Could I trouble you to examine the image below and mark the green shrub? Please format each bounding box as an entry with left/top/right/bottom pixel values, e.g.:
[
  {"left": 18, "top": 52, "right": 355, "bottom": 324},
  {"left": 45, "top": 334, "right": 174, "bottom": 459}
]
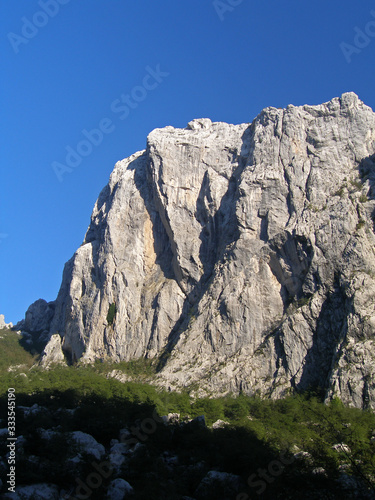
[
  {"left": 334, "top": 186, "right": 345, "bottom": 197},
  {"left": 356, "top": 219, "right": 365, "bottom": 231},
  {"left": 106, "top": 302, "right": 117, "bottom": 325},
  {"left": 297, "top": 296, "right": 310, "bottom": 308},
  {"left": 191, "top": 397, "right": 225, "bottom": 423},
  {"left": 350, "top": 179, "right": 362, "bottom": 191}
]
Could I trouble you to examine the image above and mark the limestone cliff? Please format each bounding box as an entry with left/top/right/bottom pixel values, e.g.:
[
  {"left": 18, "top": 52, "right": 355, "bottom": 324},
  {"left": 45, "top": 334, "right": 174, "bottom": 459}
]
[{"left": 37, "top": 93, "right": 375, "bottom": 408}]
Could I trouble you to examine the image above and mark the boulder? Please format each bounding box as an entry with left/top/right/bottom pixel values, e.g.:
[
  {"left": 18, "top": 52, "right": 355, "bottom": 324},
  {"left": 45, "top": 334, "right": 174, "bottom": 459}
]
[
  {"left": 70, "top": 431, "right": 105, "bottom": 460},
  {"left": 106, "top": 478, "right": 134, "bottom": 499}
]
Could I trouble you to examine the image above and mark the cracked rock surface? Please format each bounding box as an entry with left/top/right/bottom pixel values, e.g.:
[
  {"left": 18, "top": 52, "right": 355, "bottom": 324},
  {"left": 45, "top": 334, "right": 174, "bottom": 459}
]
[{"left": 38, "top": 93, "right": 375, "bottom": 408}]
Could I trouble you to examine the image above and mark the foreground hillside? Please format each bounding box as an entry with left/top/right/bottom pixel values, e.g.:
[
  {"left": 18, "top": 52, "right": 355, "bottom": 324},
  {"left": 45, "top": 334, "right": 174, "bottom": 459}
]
[{"left": 1, "top": 329, "right": 375, "bottom": 499}]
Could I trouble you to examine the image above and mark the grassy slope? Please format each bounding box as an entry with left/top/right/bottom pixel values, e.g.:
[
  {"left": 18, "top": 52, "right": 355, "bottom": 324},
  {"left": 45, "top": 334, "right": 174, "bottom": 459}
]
[{"left": 0, "top": 328, "right": 38, "bottom": 372}]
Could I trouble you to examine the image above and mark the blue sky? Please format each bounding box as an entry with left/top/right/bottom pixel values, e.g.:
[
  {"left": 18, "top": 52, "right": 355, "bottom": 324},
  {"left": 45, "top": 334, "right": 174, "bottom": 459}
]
[{"left": 1, "top": 0, "right": 375, "bottom": 324}]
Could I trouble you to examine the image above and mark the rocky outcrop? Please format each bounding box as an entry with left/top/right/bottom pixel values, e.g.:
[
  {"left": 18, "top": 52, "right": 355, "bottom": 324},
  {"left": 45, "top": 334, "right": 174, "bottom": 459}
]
[
  {"left": 16, "top": 299, "right": 55, "bottom": 333},
  {"left": 0, "top": 314, "right": 12, "bottom": 329},
  {"left": 39, "top": 93, "right": 375, "bottom": 408},
  {"left": 40, "top": 334, "right": 65, "bottom": 366}
]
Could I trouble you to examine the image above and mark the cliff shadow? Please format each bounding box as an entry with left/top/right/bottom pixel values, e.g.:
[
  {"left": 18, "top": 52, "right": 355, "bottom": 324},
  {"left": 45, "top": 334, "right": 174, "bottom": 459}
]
[
  {"left": 85, "top": 152, "right": 176, "bottom": 286},
  {"left": 294, "top": 274, "right": 349, "bottom": 397},
  {"left": 17, "top": 329, "right": 49, "bottom": 357},
  {"left": 156, "top": 125, "right": 255, "bottom": 368},
  {"left": 267, "top": 231, "right": 315, "bottom": 312},
  {"left": 359, "top": 153, "right": 375, "bottom": 230},
  {"left": 131, "top": 152, "right": 176, "bottom": 281},
  {"left": 287, "top": 152, "right": 375, "bottom": 400},
  {"left": 196, "top": 124, "right": 253, "bottom": 283}
]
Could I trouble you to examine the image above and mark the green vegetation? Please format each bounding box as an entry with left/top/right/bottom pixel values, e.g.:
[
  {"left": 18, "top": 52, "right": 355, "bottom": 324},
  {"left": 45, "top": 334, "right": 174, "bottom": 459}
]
[
  {"left": 334, "top": 186, "right": 345, "bottom": 198},
  {"left": 106, "top": 302, "right": 117, "bottom": 325},
  {"left": 350, "top": 179, "right": 363, "bottom": 191},
  {"left": 0, "top": 328, "right": 38, "bottom": 372},
  {"left": 93, "top": 356, "right": 158, "bottom": 380},
  {"left": 0, "top": 373, "right": 374, "bottom": 498},
  {"left": 0, "top": 330, "right": 374, "bottom": 498},
  {"left": 296, "top": 296, "right": 310, "bottom": 308},
  {"left": 359, "top": 193, "right": 369, "bottom": 203},
  {"left": 356, "top": 219, "right": 366, "bottom": 231},
  {"left": 307, "top": 203, "right": 321, "bottom": 213},
  {"left": 1, "top": 363, "right": 375, "bottom": 468}
]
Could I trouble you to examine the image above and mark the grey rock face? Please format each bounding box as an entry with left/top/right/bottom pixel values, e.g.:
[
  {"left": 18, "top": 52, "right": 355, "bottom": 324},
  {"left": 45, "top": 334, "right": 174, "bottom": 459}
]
[
  {"left": 69, "top": 431, "right": 105, "bottom": 461},
  {"left": 40, "top": 333, "right": 65, "bottom": 366},
  {"left": 41, "top": 93, "right": 375, "bottom": 408},
  {"left": 23, "top": 299, "right": 55, "bottom": 333}
]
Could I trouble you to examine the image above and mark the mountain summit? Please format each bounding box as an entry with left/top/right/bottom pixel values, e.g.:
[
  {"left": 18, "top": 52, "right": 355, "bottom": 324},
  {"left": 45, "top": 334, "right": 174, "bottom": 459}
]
[{"left": 25, "top": 93, "right": 375, "bottom": 408}]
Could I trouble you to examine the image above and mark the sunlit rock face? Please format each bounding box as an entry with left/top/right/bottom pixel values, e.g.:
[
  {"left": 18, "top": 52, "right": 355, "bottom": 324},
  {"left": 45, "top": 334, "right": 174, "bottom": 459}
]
[{"left": 40, "top": 93, "right": 375, "bottom": 408}]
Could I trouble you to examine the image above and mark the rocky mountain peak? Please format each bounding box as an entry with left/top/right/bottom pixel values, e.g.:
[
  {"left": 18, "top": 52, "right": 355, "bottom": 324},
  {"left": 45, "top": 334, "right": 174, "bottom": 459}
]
[{"left": 23, "top": 92, "right": 375, "bottom": 408}]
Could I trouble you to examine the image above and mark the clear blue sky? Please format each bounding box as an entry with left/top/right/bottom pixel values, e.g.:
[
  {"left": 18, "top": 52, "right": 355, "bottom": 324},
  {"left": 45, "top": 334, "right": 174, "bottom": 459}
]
[{"left": 1, "top": 0, "right": 375, "bottom": 324}]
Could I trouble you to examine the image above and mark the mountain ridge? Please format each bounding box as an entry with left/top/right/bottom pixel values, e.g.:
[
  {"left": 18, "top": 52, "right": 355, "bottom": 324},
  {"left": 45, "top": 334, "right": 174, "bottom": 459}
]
[{"left": 19, "top": 92, "right": 375, "bottom": 408}]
